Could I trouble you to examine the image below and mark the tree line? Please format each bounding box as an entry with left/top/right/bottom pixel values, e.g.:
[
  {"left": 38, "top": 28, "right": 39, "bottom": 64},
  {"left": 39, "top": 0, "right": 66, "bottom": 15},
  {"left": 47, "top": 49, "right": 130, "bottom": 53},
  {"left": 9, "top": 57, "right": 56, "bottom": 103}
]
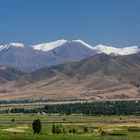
[{"left": 1, "top": 100, "right": 140, "bottom": 115}]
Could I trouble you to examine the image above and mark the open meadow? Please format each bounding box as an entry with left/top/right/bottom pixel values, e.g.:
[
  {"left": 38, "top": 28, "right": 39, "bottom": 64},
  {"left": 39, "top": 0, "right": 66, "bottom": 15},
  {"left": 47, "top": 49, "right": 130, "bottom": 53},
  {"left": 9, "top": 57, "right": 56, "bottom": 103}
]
[{"left": 0, "top": 113, "right": 140, "bottom": 140}]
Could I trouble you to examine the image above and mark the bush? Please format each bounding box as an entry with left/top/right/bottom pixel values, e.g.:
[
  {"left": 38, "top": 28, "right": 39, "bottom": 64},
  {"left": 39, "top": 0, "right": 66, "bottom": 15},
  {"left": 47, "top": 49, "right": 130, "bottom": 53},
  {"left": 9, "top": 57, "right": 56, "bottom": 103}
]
[
  {"left": 52, "top": 125, "right": 62, "bottom": 134},
  {"left": 83, "top": 127, "right": 88, "bottom": 133},
  {"left": 11, "top": 118, "right": 15, "bottom": 123}
]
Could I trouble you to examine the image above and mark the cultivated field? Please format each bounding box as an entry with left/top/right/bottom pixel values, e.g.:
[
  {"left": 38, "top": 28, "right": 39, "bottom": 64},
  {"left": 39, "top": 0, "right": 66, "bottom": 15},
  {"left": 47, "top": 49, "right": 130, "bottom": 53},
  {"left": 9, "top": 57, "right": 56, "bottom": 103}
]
[{"left": 0, "top": 113, "right": 140, "bottom": 140}]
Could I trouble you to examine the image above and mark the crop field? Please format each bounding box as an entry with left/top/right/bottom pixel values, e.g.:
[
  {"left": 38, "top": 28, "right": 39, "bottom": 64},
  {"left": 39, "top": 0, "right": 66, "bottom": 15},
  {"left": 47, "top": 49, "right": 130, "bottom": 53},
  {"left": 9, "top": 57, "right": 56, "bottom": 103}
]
[{"left": 0, "top": 113, "right": 140, "bottom": 140}]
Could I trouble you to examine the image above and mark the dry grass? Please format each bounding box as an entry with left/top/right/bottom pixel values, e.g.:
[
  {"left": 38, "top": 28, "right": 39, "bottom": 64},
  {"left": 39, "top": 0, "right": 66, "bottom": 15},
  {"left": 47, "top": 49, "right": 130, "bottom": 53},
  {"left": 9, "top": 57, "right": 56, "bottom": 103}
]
[{"left": 3, "top": 125, "right": 28, "bottom": 133}]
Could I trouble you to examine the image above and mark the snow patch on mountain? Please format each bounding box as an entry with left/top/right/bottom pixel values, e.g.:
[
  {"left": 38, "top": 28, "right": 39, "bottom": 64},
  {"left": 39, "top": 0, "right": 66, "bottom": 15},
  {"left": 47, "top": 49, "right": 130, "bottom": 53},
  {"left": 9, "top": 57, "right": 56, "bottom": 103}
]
[
  {"left": 0, "top": 43, "right": 24, "bottom": 51},
  {"left": 9, "top": 43, "right": 24, "bottom": 48},
  {"left": 71, "top": 40, "right": 94, "bottom": 50},
  {"left": 32, "top": 39, "right": 94, "bottom": 52},
  {"left": 32, "top": 39, "right": 67, "bottom": 51},
  {"left": 0, "top": 45, "right": 8, "bottom": 51},
  {"left": 93, "top": 44, "right": 140, "bottom": 55}
]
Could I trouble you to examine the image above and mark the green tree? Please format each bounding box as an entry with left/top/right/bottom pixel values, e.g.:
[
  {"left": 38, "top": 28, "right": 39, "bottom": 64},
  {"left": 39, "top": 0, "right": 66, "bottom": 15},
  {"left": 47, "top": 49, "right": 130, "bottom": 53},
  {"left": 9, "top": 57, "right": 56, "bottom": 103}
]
[
  {"left": 32, "top": 119, "right": 41, "bottom": 134},
  {"left": 52, "top": 124, "right": 55, "bottom": 134},
  {"left": 72, "top": 128, "right": 76, "bottom": 134}
]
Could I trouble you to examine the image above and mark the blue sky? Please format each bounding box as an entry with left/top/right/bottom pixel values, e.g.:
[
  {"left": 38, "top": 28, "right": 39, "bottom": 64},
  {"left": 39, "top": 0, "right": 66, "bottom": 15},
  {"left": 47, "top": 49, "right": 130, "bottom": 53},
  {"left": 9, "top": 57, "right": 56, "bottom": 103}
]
[{"left": 0, "top": 0, "right": 140, "bottom": 47}]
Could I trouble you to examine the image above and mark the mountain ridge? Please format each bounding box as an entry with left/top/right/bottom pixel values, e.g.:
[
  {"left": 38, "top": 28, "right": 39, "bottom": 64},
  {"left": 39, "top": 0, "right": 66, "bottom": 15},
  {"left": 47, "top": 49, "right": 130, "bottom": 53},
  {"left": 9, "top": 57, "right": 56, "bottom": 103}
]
[
  {"left": 0, "top": 40, "right": 139, "bottom": 72},
  {"left": 0, "top": 53, "right": 139, "bottom": 101},
  {"left": 0, "top": 40, "right": 139, "bottom": 56}
]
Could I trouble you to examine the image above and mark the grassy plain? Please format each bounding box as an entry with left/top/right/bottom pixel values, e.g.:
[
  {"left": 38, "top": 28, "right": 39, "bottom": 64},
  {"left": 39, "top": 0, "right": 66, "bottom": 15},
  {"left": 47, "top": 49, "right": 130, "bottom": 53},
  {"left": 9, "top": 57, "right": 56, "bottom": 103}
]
[{"left": 0, "top": 113, "right": 140, "bottom": 140}]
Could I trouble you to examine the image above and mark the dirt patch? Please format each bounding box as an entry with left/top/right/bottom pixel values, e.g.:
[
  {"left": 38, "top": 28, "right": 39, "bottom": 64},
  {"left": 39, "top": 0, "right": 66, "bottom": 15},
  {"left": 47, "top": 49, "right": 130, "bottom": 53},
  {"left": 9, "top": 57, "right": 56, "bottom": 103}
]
[{"left": 2, "top": 125, "right": 28, "bottom": 133}]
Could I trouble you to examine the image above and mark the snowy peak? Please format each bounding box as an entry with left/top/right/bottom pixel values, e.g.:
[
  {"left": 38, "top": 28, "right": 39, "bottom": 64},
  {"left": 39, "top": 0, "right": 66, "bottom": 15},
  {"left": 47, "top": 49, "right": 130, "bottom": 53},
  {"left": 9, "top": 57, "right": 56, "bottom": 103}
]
[
  {"left": 9, "top": 42, "right": 24, "bottom": 48},
  {"left": 71, "top": 40, "right": 94, "bottom": 50},
  {"left": 93, "top": 44, "right": 140, "bottom": 55},
  {"left": 0, "top": 42, "right": 24, "bottom": 51},
  {"left": 32, "top": 39, "right": 67, "bottom": 51},
  {"left": 32, "top": 39, "right": 94, "bottom": 52}
]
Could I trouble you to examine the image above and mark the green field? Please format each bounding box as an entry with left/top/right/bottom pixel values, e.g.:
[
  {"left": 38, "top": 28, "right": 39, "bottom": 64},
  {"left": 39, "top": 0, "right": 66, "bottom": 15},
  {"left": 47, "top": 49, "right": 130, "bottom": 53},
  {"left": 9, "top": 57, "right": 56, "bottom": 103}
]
[{"left": 0, "top": 113, "right": 140, "bottom": 140}]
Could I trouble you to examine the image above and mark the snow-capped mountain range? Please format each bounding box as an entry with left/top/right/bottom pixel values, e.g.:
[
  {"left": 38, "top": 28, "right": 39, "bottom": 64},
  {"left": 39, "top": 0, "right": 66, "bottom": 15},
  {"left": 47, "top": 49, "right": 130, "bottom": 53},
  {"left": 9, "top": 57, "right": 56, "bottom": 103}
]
[
  {"left": 0, "top": 39, "right": 139, "bottom": 72},
  {"left": 1, "top": 39, "right": 139, "bottom": 55},
  {"left": 32, "top": 40, "right": 140, "bottom": 55},
  {"left": 32, "top": 40, "right": 139, "bottom": 55}
]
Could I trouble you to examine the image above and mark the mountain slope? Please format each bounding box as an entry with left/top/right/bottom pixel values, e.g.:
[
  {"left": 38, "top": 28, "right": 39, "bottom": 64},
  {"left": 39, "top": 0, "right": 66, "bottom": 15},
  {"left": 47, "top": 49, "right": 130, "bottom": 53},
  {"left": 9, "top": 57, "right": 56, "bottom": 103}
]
[
  {"left": 0, "top": 71, "right": 138, "bottom": 101},
  {"left": 22, "top": 53, "right": 140, "bottom": 82},
  {"left": 0, "top": 53, "right": 140, "bottom": 101},
  {"left": 0, "top": 64, "right": 24, "bottom": 84}
]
